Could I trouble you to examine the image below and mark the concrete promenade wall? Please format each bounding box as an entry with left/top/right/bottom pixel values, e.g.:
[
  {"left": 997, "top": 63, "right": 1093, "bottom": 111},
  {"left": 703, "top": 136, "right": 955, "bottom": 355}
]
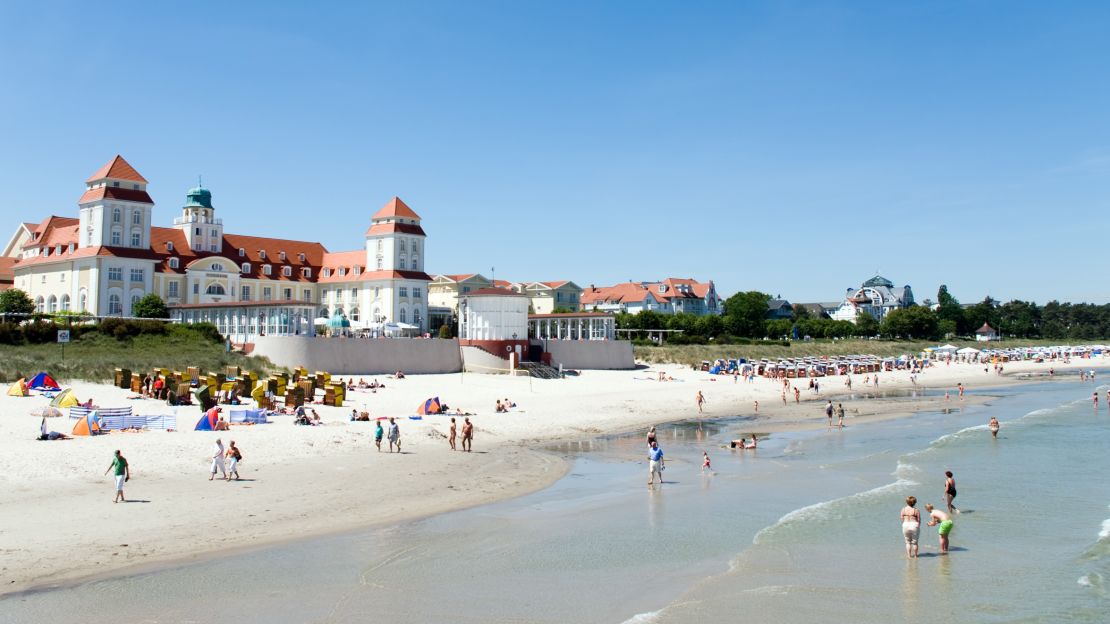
[
  {"left": 542, "top": 340, "right": 635, "bottom": 370},
  {"left": 460, "top": 346, "right": 513, "bottom": 373},
  {"left": 252, "top": 337, "right": 463, "bottom": 375}
]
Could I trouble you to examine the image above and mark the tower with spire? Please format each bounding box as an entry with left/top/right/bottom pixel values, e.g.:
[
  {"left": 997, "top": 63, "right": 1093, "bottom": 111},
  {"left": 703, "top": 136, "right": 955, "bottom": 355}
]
[
  {"left": 77, "top": 155, "right": 154, "bottom": 249},
  {"left": 173, "top": 179, "right": 223, "bottom": 252}
]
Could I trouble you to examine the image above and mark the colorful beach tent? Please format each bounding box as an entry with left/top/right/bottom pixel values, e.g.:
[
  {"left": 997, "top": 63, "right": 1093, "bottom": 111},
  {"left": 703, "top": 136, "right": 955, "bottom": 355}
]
[
  {"left": 28, "top": 372, "right": 61, "bottom": 392},
  {"left": 6, "top": 378, "right": 28, "bottom": 397},
  {"left": 195, "top": 407, "right": 220, "bottom": 431},
  {"left": 416, "top": 397, "right": 442, "bottom": 415},
  {"left": 71, "top": 410, "right": 102, "bottom": 436},
  {"left": 50, "top": 388, "right": 80, "bottom": 408}
]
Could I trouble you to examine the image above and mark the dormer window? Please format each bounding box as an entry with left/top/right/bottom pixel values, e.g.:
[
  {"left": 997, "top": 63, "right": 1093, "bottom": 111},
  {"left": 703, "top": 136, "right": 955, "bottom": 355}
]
[
  {"left": 282, "top": 266, "right": 292, "bottom": 277},
  {"left": 279, "top": 251, "right": 286, "bottom": 262},
  {"left": 338, "top": 267, "right": 347, "bottom": 277},
  {"left": 298, "top": 253, "right": 306, "bottom": 262},
  {"left": 68, "top": 243, "right": 74, "bottom": 253},
  {"left": 353, "top": 266, "right": 361, "bottom": 276},
  {"left": 167, "top": 241, "right": 174, "bottom": 251},
  {"left": 259, "top": 250, "right": 267, "bottom": 260},
  {"left": 211, "top": 263, "right": 222, "bottom": 271},
  {"left": 112, "top": 181, "right": 120, "bottom": 187},
  {"left": 238, "top": 248, "right": 245, "bottom": 257},
  {"left": 168, "top": 257, "right": 179, "bottom": 269},
  {"left": 241, "top": 262, "right": 251, "bottom": 274},
  {"left": 262, "top": 264, "right": 272, "bottom": 276},
  {"left": 54, "top": 244, "right": 62, "bottom": 255},
  {"left": 302, "top": 268, "right": 312, "bottom": 278},
  {"left": 133, "top": 184, "right": 140, "bottom": 190},
  {"left": 322, "top": 268, "right": 331, "bottom": 277},
  {"left": 658, "top": 285, "right": 666, "bottom": 294}
]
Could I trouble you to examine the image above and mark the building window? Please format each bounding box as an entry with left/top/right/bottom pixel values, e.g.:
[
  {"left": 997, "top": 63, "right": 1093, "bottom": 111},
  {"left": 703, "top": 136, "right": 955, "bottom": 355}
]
[
  {"left": 374, "top": 287, "right": 380, "bottom": 299},
  {"left": 168, "top": 282, "right": 179, "bottom": 298},
  {"left": 399, "top": 239, "right": 407, "bottom": 253},
  {"left": 60, "top": 273, "right": 65, "bottom": 282},
  {"left": 113, "top": 208, "right": 121, "bottom": 223},
  {"left": 206, "top": 284, "right": 226, "bottom": 295},
  {"left": 130, "top": 295, "right": 140, "bottom": 313},
  {"left": 322, "top": 268, "right": 331, "bottom": 277},
  {"left": 302, "top": 268, "right": 312, "bottom": 278},
  {"left": 133, "top": 183, "right": 140, "bottom": 190},
  {"left": 111, "top": 229, "right": 122, "bottom": 245},
  {"left": 353, "top": 266, "right": 361, "bottom": 276},
  {"left": 463, "top": 286, "right": 470, "bottom": 294},
  {"left": 34, "top": 296, "right": 44, "bottom": 313},
  {"left": 79, "top": 292, "right": 87, "bottom": 311},
  {"left": 413, "top": 287, "right": 422, "bottom": 299},
  {"left": 167, "top": 241, "right": 174, "bottom": 251},
  {"left": 377, "top": 239, "right": 383, "bottom": 252},
  {"left": 132, "top": 211, "right": 142, "bottom": 225},
  {"left": 350, "top": 288, "right": 358, "bottom": 300},
  {"left": 193, "top": 283, "right": 199, "bottom": 295},
  {"left": 321, "top": 289, "right": 328, "bottom": 302},
  {"left": 298, "top": 253, "right": 306, "bottom": 262},
  {"left": 411, "top": 255, "right": 418, "bottom": 270},
  {"left": 338, "top": 267, "right": 346, "bottom": 277},
  {"left": 399, "top": 287, "right": 408, "bottom": 298},
  {"left": 350, "top": 307, "right": 360, "bottom": 322},
  {"left": 68, "top": 243, "right": 75, "bottom": 253},
  {"left": 168, "top": 257, "right": 179, "bottom": 269},
  {"left": 283, "top": 288, "right": 292, "bottom": 301},
  {"left": 129, "top": 231, "right": 141, "bottom": 247},
  {"left": 108, "top": 294, "right": 122, "bottom": 315},
  {"left": 241, "top": 262, "right": 251, "bottom": 274},
  {"left": 60, "top": 294, "right": 70, "bottom": 311},
  {"left": 47, "top": 295, "right": 57, "bottom": 313},
  {"left": 195, "top": 228, "right": 201, "bottom": 235},
  {"left": 399, "top": 253, "right": 406, "bottom": 268},
  {"left": 376, "top": 257, "right": 383, "bottom": 270},
  {"left": 210, "top": 244, "right": 219, "bottom": 252},
  {"left": 282, "top": 266, "right": 292, "bottom": 277},
  {"left": 263, "top": 287, "right": 272, "bottom": 301},
  {"left": 399, "top": 308, "right": 406, "bottom": 323},
  {"left": 259, "top": 250, "right": 267, "bottom": 260},
  {"left": 108, "top": 267, "right": 122, "bottom": 281},
  {"left": 241, "top": 285, "right": 251, "bottom": 301},
  {"left": 262, "top": 264, "right": 272, "bottom": 275},
  {"left": 303, "top": 289, "right": 312, "bottom": 302},
  {"left": 54, "top": 244, "right": 62, "bottom": 255},
  {"left": 130, "top": 269, "right": 144, "bottom": 282},
  {"left": 238, "top": 248, "right": 246, "bottom": 257},
  {"left": 279, "top": 251, "right": 286, "bottom": 261}
]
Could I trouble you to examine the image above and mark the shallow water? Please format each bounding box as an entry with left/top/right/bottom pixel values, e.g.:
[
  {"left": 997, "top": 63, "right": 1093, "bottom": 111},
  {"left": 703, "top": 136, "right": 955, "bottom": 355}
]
[{"left": 3, "top": 377, "right": 1108, "bottom": 623}]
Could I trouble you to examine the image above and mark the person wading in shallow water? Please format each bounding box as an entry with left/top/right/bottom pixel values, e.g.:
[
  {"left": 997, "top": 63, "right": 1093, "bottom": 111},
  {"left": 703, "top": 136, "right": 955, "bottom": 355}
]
[{"left": 648, "top": 441, "right": 665, "bottom": 486}]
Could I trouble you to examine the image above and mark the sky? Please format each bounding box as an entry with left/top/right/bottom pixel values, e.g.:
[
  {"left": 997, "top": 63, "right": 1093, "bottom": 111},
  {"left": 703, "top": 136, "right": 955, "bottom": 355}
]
[{"left": 1, "top": 1, "right": 1108, "bottom": 305}]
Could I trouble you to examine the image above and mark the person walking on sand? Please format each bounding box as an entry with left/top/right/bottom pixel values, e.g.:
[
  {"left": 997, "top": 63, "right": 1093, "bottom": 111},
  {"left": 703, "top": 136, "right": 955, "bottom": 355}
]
[
  {"left": 374, "top": 420, "right": 384, "bottom": 452},
  {"left": 104, "top": 449, "right": 130, "bottom": 503},
  {"left": 210, "top": 439, "right": 227, "bottom": 481},
  {"left": 387, "top": 417, "right": 401, "bottom": 453},
  {"left": 825, "top": 400, "right": 834, "bottom": 427},
  {"left": 449, "top": 417, "right": 458, "bottom": 451},
  {"left": 794, "top": 387, "right": 800, "bottom": 403},
  {"left": 944, "top": 471, "right": 959, "bottom": 514},
  {"left": 925, "top": 503, "right": 953, "bottom": 553},
  {"left": 988, "top": 416, "right": 1000, "bottom": 438},
  {"left": 461, "top": 417, "right": 474, "bottom": 452},
  {"left": 648, "top": 441, "right": 665, "bottom": 485},
  {"left": 696, "top": 391, "right": 705, "bottom": 413},
  {"left": 836, "top": 403, "right": 845, "bottom": 428},
  {"left": 958, "top": 383, "right": 965, "bottom": 400},
  {"left": 227, "top": 441, "right": 242, "bottom": 480},
  {"left": 900, "top": 496, "right": 921, "bottom": 558},
  {"left": 754, "top": 400, "right": 759, "bottom": 412}
]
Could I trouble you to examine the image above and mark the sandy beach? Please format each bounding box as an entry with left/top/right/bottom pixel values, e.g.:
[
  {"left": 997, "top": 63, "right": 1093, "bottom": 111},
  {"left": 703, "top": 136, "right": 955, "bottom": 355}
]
[{"left": 0, "top": 356, "right": 1095, "bottom": 594}]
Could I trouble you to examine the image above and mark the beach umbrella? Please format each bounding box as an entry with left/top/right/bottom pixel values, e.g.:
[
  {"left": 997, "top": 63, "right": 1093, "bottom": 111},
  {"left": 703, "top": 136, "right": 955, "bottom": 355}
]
[{"left": 30, "top": 406, "right": 64, "bottom": 418}]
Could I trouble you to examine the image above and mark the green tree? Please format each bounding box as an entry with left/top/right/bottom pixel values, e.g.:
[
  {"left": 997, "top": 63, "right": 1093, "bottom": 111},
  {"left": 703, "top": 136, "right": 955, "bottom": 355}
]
[
  {"left": 964, "top": 297, "right": 998, "bottom": 333},
  {"left": 996, "top": 300, "right": 1040, "bottom": 338},
  {"left": 935, "top": 284, "right": 967, "bottom": 335},
  {"left": 132, "top": 293, "right": 169, "bottom": 319},
  {"left": 854, "top": 311, "right": 880, "bottom": 337},
  {"left": 438, "top": 323, "right": 454, "bottom": 339},
  {"left": 791, "top": 303, "right": 811, "bottom": 321},
  {"left": 723, "top": 291, "right": 772, "bottom": 337},
  {"left": 0, "top": 289, "right": 35, "bottom": 316},
  {"left": 880, "top": 306, "right": 938, "bottom": 339}
]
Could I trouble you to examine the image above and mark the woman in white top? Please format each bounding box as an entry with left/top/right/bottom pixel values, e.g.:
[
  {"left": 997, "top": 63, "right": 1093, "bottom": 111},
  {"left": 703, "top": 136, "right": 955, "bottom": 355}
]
[{"left": 900, "top": 495, "right": 921, "bottom": 558}]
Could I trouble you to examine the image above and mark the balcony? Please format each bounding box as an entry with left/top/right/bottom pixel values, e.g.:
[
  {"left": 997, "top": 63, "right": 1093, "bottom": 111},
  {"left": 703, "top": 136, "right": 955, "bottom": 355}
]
[{"left": 173, "top": 215, "right": 223, "bottom": 226}]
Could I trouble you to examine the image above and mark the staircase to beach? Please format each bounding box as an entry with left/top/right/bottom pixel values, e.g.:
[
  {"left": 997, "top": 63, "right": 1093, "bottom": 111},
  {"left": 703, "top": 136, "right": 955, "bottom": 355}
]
[{"left": 519, "top": 361, "right": 562, "bottom": 379}]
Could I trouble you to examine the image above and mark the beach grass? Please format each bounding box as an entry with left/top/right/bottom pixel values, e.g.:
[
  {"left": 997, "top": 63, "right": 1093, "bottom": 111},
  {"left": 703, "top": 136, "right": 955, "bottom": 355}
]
[
  {"left": 0, "top": 331, "right": 282, "bottom": 384},
  {"left": 633, "top": 338, "right": 1094, "bottom": 367}
]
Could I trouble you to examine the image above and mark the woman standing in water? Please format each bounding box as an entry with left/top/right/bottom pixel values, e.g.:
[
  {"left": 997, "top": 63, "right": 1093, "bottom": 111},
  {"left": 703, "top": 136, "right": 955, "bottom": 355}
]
[
  {"left": 900, "top": 496, "right": 920, "bottom": 558},
  {"left": 988, "top": 417, "right": 1000, "bottom": 438},
  {"left": 944, "top": 471, "right": 959, "bottom": 514}
]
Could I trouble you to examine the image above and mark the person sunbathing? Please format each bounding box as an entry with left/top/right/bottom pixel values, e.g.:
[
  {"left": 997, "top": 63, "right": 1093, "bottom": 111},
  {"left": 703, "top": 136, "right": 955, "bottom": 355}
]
[
  {"left": 495, "top": 400, "right": 505, "bottom": 413},
  {"left": 38, "top": 431, "right": 70, "bottom": 441}
]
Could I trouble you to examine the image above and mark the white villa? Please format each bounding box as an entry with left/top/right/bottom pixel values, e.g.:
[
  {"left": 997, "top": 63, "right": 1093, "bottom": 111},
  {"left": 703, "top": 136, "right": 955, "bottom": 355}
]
[
  {"left": 830, "top": 275, "right": 915, "bottom": 323},
  {"left": 7, "top": 156, "right": 431, "bottom": 341}
]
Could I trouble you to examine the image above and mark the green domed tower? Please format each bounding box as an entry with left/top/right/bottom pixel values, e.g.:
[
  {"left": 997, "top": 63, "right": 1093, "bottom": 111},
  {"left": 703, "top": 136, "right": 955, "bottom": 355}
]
[{"left": 172, "top": 180, "right": 223, "bottom": 252}]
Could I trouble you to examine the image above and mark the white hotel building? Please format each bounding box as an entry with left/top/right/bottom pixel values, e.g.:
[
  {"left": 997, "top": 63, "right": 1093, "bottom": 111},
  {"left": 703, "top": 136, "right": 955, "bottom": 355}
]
[{"left": 7, "top": 156, "right": 431, "bottom": 340}]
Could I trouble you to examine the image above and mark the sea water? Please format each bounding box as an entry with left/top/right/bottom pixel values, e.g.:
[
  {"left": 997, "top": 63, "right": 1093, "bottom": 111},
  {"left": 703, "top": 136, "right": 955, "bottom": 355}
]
[{"left": 3, "top": 378, "right": 1108, "bottom": 623}]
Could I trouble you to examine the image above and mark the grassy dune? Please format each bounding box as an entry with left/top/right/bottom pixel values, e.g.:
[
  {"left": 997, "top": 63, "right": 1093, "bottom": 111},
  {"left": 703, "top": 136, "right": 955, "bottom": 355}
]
[
  {"left": 633, "top": 338, "right": 1093, "bottom": 367},
  {"left": 0, "top": 332, "right": 281, "bottom": 384}
]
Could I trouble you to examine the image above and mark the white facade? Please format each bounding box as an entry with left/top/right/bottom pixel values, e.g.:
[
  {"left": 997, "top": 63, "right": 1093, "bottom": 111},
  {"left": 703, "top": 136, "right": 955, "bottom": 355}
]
[{"left": 459, "top": 292, "right": 528, "bottom": 341}]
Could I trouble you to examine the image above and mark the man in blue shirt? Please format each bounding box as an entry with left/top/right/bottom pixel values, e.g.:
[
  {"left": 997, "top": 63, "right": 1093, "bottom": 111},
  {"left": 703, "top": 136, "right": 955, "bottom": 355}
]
[{"left": 648, "top": 441, "right": 665, "bottom": 485}]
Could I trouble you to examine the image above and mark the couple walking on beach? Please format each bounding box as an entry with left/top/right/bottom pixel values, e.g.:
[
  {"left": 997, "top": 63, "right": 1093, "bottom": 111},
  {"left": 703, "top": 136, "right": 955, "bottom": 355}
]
[
  {"left": 448, "top": 417, "right": 474, "bottom": 452},
  {"left": 646, "top": 426, "right": 666, "bottom": 485},
  {"left": 900, "top": 471, "right": 959, "bottom": 557},
  {"left": 374, "top": 418, "right": 402, "bottom": 452},
  {"left": 209, "top": 439, "right": 243, "bottom": 481}
]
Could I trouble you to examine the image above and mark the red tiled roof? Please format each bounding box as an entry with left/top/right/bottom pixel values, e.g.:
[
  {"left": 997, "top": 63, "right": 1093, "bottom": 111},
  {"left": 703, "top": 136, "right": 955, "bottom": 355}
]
[
  {"left": 21, "top": 216, "right": 79, "bottom": 250},
  {"left": 492, "top": 280, "right": 514, "bottom": 289},
  {"left": 581, "top": 283, "right": 658, "bottom": 305},
  {"left": 364, "top": 222, "right": 426, "bottom": 237},
  {"left": 86, "top": 155, "right": 147, "bottom": 183},
  {"left": 371, "top": 196, "right": 420, "bottom": 221},
  {"left": 0, "top": 257, "right": 15, "bottom": 283},
  {"left": 78, "top": 186, "right": 154, "bottom": 204},
  {"left": 463, "top": 287, "right": 524, "bottom": 297}
]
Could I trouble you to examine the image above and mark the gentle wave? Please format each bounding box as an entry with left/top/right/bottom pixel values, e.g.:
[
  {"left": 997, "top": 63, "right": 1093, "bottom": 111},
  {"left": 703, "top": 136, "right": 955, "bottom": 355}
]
[
  {"left": 620, "top": 610, "right": 662, "bottom": 624},
  {"left": 752, "top": 479, "right": 911, "bottom": 546}
]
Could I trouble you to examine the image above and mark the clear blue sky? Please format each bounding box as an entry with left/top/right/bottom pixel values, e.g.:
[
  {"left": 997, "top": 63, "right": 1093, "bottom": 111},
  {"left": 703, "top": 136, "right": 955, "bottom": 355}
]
[{"left": 2, "top": 1, "right": 1108, "bottom": 305}]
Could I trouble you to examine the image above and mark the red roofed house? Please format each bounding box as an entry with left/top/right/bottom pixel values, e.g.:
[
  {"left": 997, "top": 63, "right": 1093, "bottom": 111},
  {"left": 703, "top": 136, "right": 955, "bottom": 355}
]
[
  {"left": 517, "top": 281, "right": 582, "bottom": 313},
  {"left": 8, "top": 156, "right": 431, "bottom": 340},
  {"left": 580, "top": 278, "right": 720, "bottom": 316}
]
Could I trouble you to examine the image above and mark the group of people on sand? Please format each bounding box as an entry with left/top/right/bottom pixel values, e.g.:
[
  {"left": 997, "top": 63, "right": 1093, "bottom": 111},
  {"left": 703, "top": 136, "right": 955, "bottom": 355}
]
[
  {"left": 209, "top": 438, "right": 243, "bottom": 481},
  {"left": 495, "top": 398, "right": 516, "bottom": 413},
  {"left": 447, "top": 416, "right": 475, "bottom": 452},
  {"left": 899, "top": 471, "right": 960, "bottom": 557},
  {"left": 824, "top": 400, "right": 846, "bottom": 427},
  {"left": 373, "top": 417, "right": 402, "bottom": 452}
]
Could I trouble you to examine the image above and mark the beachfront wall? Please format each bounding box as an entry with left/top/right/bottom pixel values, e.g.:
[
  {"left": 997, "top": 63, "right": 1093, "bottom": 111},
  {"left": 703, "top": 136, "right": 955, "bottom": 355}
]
[
  {"left": 541, "top": 340, "right": 635, "bottom": 370},
  {"left": 460, "top": 345, "right": 515, "bottom": 374},
  {"left": 252, "top": 336, "right": 462, "bottom": 375}
]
